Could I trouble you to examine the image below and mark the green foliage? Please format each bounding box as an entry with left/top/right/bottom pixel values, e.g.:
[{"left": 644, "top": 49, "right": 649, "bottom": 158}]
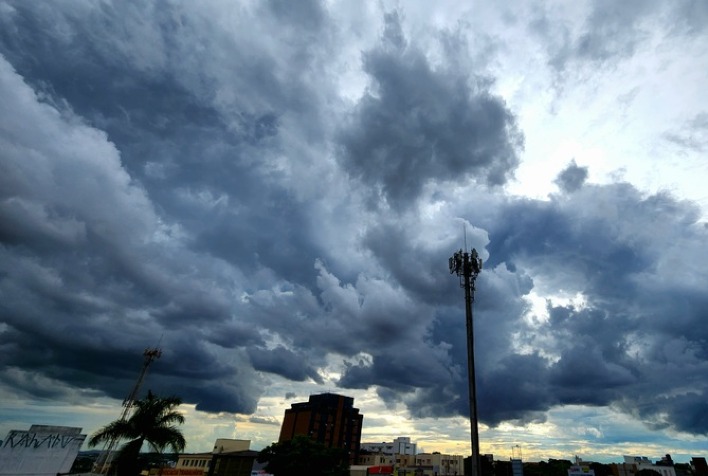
[
  {"left": 89, "top": 391, "right": 186, "bottom": 476},
  {"left": 589, "top": 462, "right": 613, "bottom": 476},
  {"left": 257, "top": 435, "right": 350, "bottom": 476}
]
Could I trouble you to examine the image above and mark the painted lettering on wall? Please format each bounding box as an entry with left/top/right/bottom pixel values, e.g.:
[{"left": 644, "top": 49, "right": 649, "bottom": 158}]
[{"left": 2, "top": 432, "right": 82, "bottom": 450}]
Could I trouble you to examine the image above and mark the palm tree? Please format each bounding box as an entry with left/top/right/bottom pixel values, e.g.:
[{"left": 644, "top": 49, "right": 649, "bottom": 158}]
[{"left": 89, "top": 391, "right": 186, "bottom": 476}]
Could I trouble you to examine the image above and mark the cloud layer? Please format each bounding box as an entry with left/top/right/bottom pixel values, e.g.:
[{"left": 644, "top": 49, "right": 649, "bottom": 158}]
[{"left": 1, "top": 0, "right": 707, "bottom": 451}]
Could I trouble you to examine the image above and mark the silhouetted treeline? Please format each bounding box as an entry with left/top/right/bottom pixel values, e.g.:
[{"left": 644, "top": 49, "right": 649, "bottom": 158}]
[{"left": 467, "top": 457, "right": 618, "bottom": 476}]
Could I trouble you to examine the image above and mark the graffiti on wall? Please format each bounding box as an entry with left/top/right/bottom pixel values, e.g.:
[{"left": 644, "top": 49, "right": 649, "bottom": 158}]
[{"left": 1, "top": 431, "right": 84, "bottom": 450}]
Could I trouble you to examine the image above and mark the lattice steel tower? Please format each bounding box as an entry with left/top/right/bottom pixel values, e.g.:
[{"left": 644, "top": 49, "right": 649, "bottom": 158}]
[{"left": 97, "top": 347, "right": 162, "bottom": 474}]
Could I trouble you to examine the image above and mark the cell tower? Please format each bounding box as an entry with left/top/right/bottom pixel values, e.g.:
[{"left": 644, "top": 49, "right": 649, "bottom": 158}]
[
  {"left": 449, "top": 247, "right": 483, "bottom": 476},
  {"left": 97, "top": 347, "right": 162, "bottom": 474}
]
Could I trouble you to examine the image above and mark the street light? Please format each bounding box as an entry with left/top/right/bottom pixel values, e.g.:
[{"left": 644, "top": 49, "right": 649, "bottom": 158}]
[{"left": 449, "top": 248, "right": 483, "bottom": 476}]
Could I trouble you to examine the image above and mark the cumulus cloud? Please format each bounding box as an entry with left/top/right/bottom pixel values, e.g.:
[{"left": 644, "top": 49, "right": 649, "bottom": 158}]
[
  {"left": 338, "top": 11, "right": 522, "bottom": 208},
  {"left": 554, "top": 160, "right": 588, "bottom": 193}
]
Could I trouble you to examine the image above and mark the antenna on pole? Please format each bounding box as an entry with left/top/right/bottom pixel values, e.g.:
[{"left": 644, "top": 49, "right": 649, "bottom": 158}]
[{"left": 448, "top": 238, "right": 483, "bottom": 476}]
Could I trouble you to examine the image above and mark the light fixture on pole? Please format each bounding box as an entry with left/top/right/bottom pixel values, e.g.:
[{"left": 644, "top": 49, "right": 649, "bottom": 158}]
[{"left": 449, "top": 247, "right": 483, "bottom": 476}]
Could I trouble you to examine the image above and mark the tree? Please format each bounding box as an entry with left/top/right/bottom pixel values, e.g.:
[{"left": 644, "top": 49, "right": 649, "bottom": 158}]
[
  {"left": 589, "top": 462, "right": 612, "bottom": 476},
  {"left": 525, "top": 459, "right": 573, "bottom": 476},
  {"left": 257, "top": 435, "right": 350, "bottom": 476},
  {"left": 89, "top": 391, "right": 186, "bottom": 476}
]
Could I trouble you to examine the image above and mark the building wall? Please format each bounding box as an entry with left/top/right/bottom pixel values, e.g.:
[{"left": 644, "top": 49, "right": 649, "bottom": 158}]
[
  {"left": 279, "top": 393, "right": 363, "bottom": 462},
  {"left": 207, "top": 451, "right": 258, "bottom": 476},
  {"left": 361, "top": 437, "right": 417, "bottom": 456},
  {"left": 279, "top": 409, "right": 313, "bottom": 441},
  {"left": 0, "top": 425, "right": 86, "bottom": 476},
  {"left": 654, "top": 467, "right": 677, "bottom": 476},
  {"left": 358, "top": 441, "right": 463, "bottom": 475},
  {"left": 616, "top": 456, "right": 677, "bottom": 476},
  {"left": 415, "top": 453, "right": 465, "bottom": 475},
  {"left": 610, "top": 462, "right": 636, "bottom": 476},
  {"left": 159, "top": 469, "right": 206, "bottom": 476},
  {"left": 568, "top": 464, "right": 596, "bottom": 476},
  {"left": 511, "top": 458, "right": 524, "bottom": 476},
  {"left": 692, "top": 458, "right": 708, "bottom": 476},
  {"left": 169, "top": 439, "right": 253, "bottom": 476},
  {"left": 359, "top": 453, "right": 392, "bottom": 466},
  {"left": 175, "top": 452, "right": 212, "bottom": 475},
  {"left": 213, "top": 439, "right": 250, "bottom": 454}
]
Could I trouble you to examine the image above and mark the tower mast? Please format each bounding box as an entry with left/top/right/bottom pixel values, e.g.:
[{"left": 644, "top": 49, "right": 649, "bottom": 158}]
[
  {"left": 97, "top": 347, "right": 162, "bottom": 474},
  {"left": 449, "top": 248, "right": 483, "bottom": 476}
]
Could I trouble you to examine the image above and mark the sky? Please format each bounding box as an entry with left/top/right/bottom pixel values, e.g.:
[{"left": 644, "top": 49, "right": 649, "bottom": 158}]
[{"left": 1, "top": 0, "right": 707, "bottom": 465}]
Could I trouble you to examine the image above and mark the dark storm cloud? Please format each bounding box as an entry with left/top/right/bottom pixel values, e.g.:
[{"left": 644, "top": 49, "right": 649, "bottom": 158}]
[
  {"left": 1, "top": 0, "right": 708, "bottom": 443},
  {"left": 337, "top": 246, "right": 535, "bottom": 421},
  {"left": 339, "top": 344, "right": 458, "bottom": 393},
  {"left": 339, "top": 11, "right": 522, "bottom": 208},
  {"left": 248, "top": 346, "right": 324, "bottom": 384},
  {"left": 554, "top": 160, "right": 588, "bottom": 193},
  {"left": 475, "top": 185, "right": 708, "bottom": 434},
  {"left": 477, "top": 353, "right": 553, "bottom": 425},
  {"left": 639, "top": 393, "right": 708, "bottom": 435},
  {"left": 340, "top": 177, "right": 708, "bottom": 437},
  {"left": 0, "top": 0, "right": 325, "bottom": 414}
]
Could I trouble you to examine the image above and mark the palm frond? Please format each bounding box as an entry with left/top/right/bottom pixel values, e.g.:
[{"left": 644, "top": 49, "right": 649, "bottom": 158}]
[
  {"left": 88, "top": 420, "right": 135, "bottom": 448},
  {"left": 89, "top": 391, "right": 186, "bottom": 473}
]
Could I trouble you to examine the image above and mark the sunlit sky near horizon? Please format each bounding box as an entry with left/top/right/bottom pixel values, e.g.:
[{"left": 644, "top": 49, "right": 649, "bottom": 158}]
[{"left": 1, "top": 0, "right": 707, "bottom": 465}]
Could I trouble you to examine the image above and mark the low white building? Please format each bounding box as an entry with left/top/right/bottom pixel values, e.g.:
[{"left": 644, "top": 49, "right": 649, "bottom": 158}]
[
  {"left": 361, "top": 436, "right": 417, "bottom": 456},
  {"left": 622, "top": 456, "right": 677, "bottom": 476}
]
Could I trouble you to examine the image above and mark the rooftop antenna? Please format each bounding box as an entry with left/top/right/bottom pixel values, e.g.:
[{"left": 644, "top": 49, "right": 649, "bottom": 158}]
[{"left": 448, "top": 230, "right": 483, "bottom": 476}]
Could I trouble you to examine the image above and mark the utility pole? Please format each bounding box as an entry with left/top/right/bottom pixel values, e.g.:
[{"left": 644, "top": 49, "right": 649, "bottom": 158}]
[{"left": 449, "top": 248, "right": 483, "bottom": 476}]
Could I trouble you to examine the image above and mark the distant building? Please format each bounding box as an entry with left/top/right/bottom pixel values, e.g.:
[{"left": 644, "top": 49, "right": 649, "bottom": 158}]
[
  {"left": 213, "top": 439, "right": 250, "bottom": 454},
  {"left": 361, "top": 436, "right": 417, "bottom": 456},
  {"left": 610, "top": 456, "right": 677, "bottom": 476},
  {"left": 511, "top": 458, "right": 524, "bottom": 476},
  {"left": 415, "top": 452, "right": 465, "bottom": 475},
  {"left": 358, "top": 452, "right": 392, "bottom": 467},
  {"left": 568, "top": 463, "right": 596, "bottom": 476},
  {"left": 692, "top": 458, "right": 708, "bottom": 476},
  {"left": 170, "top": 452, "right": 212, "bottom": 475},
  {"left": 208, "top": 439, "right": 256, "bottom": 476},
  {"left": 208, "top": 450, "right": 259, "bottom": 476},
  {"left": 0, "top": 425, "right": 86, "bottom": 476},
  {"left": 279, "top": 392, "right": 363, "bottom": 462},
  {"left": 156, "top": 439, "right": 256, "bottom": 476}
]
